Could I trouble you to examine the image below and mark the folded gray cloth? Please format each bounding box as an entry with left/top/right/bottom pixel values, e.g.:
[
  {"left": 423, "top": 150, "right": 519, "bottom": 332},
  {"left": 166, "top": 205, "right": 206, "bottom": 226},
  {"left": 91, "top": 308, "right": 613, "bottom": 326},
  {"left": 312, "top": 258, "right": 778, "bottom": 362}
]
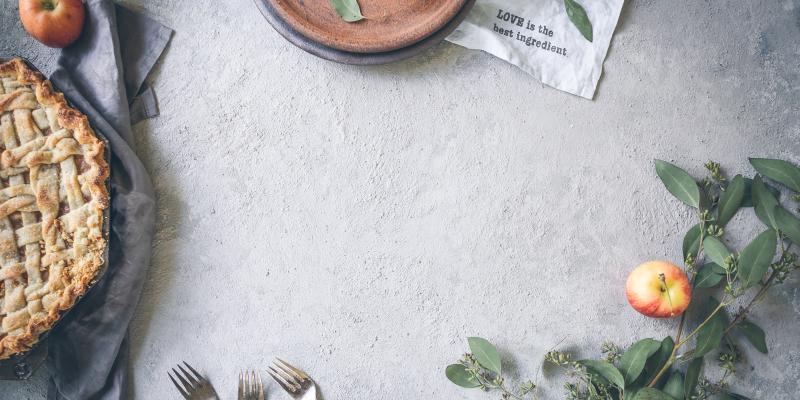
[{"left": 42, "top": 1, "right": 171, "bottom": 399}]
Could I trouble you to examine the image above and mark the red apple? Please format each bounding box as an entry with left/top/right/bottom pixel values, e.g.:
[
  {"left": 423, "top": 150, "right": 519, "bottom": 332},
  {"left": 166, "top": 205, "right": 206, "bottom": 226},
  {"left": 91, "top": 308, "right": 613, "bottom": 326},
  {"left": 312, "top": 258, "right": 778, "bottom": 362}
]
[
  {"left": 19, "top": 0, "right": 85, "bottom": 48},
  {"left": 626, "top": 260, "right": 691, "bottom": 318}
]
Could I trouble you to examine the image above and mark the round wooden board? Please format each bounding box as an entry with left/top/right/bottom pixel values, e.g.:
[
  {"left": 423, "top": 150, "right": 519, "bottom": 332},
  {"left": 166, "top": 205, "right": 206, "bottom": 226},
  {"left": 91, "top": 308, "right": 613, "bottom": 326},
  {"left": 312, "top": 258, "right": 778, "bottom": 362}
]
[{"left": 266, "top": 0, "right": 468, "bottom": 53}]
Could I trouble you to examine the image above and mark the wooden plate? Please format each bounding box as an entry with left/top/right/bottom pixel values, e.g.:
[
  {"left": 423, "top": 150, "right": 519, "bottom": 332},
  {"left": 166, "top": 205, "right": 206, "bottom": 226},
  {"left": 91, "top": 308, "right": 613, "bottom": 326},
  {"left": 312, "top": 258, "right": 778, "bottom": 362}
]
[
  {"left": 254, "top": 0, "right": 475, "bottom": 65},
  {"left": 266, "top": 0, "right": 468, "bottom": 53}
]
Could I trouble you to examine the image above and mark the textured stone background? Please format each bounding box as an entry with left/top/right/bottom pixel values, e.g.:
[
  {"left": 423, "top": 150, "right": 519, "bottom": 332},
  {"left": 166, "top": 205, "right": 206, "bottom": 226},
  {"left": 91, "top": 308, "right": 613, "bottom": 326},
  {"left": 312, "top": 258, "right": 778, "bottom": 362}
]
[{"left": 1, "top": 0, "right": 799, "bottom": 399}]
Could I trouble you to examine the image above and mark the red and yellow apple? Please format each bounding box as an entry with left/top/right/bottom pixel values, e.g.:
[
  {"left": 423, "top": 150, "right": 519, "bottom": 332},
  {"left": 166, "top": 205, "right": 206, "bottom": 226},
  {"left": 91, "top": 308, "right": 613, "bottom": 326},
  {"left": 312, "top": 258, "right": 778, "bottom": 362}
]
[
  {"left": 19, "top": 0, "right": 85, "bottom": 48},
  {"left": 626, "top": 260, "right": 691, "bottom": 318}
]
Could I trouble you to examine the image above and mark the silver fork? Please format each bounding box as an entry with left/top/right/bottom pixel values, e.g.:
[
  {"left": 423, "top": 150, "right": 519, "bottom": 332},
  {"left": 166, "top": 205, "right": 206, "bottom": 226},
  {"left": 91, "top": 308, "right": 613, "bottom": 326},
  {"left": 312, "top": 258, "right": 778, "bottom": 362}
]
[
  {"left": 168, "top": 362, "right": 220, "bottom": 400},
  {"left": 266, "top": 358, "right": 317, "bottom": 399},
  {"left": 238, "top": 370, "right": 265, "bottom": 400}
]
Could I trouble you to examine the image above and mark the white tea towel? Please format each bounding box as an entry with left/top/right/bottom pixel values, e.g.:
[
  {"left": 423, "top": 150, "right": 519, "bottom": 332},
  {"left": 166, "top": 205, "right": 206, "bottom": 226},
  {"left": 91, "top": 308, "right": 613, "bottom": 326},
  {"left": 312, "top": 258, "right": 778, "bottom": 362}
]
[{"left": 447, "top": 0, "right": 624, "bottom": 99}]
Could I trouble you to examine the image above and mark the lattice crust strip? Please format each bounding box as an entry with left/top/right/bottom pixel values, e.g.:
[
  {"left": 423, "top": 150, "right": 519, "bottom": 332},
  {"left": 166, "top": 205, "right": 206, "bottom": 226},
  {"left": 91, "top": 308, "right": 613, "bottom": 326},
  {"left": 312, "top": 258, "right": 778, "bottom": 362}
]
[{"left": 0, "top": 59, "right": 109, "bottom": 359}]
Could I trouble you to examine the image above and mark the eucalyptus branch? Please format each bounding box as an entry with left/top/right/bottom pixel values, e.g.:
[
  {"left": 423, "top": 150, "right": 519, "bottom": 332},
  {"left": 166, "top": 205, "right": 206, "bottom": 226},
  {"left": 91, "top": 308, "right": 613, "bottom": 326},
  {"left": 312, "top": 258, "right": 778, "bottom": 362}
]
[
  {"left": 471, "top": 371, "right": 525, "bottom": 400},
  {"left": 647, "top": 300, "right": 729, "bottom": 387},
  {"left": 722, "top": 240, "right": 793, "bottom": 336},
  {"left": 448, "top": 158, "right": 800, "bottom": 400},
  {"left": 722, "top": 271, "right": 776, "bottom": 337}
]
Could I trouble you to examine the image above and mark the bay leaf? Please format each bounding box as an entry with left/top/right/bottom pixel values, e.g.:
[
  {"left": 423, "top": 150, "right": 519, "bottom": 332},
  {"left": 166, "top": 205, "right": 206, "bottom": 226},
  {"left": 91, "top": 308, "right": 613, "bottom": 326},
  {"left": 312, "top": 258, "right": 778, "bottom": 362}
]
[
  {"left": 330, "top": 0, "right": 364, "bottom": 22},
  {"left": 749, "top": 158, "right": 800, "bottom": 192},
  {"left": 467, "top": 337, "right": 501, "bottom": 375},
  {"left": 655, "top": 160, "right": 701, "bottom": 208}
]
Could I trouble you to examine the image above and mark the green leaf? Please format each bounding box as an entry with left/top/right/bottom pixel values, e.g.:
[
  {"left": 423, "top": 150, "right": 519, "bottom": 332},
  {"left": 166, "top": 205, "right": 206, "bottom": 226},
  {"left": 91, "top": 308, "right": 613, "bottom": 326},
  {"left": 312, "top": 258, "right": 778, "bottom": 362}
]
[
  {"left": 693, "top": 263, "right": 726, "bottom": 288},
  {"left": 702, "top": 236, "right": 731, "bottom": 267},
  {"left": 737, "top": 229, "right": 777, "bottom": 288},
  {"left": 633, "top": 387, "right": 674, "bottom": 400},
  {"left": 467, "top": 337, "right": 502, "bottom": 375},
  {"left": 738, "top": 320, "right": 768, "bottom": 354},
  {"left": 563, "top": 0, "right": 593, "bottom": 42},
  {"left": 626, "top": 386, "right": 642, "bottom": 400},
  {"left": 742, "top": 178, "right": 781, "bottom": 207},
  {"left": 717, "top": 175, "right": 745, "bottom": 226},
  {"left": 330, "top": 0, "right": 364, "bottom": 22},
  {"left": 445, "top": 364, "right": 480, "bottom": 388},
  {"left": 693, "top": 297, "right": 726, "bottom": 359},
  {"left": 579, "top": 359, "right": 625, "bottom": 389},
  {"left": 752, "top": 175, "right": 780, "bottom": 229},
  {"left": 643, "top": 337, "right": 674, "bottom": 385},
  {"left": 683, "top": 224, "right": 702, "bottom": 260},
  {"left": 684, "top": 357, "right": 703, "bottom": 399},
  {"left": 750, "top": 158, "right": 800, "bottom": 192},
  {"left": 662, "top": 372, "right": 684, "bottom": 400},
  {"left": 619, "top": 338, "right": 661, "bottom": 384},
  {"left": 655, "top": 160, "right": 701, "bottom": 208},
  {"left": 774, "top": 206, "right": 800, "bottom": 245}
]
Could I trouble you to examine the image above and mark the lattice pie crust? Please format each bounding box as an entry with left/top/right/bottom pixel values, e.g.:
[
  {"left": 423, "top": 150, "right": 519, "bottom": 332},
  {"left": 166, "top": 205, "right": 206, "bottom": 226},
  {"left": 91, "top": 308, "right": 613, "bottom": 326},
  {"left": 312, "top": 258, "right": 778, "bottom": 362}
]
[{"left": 0, "top": 58, "right": 109, "bottom": 359}]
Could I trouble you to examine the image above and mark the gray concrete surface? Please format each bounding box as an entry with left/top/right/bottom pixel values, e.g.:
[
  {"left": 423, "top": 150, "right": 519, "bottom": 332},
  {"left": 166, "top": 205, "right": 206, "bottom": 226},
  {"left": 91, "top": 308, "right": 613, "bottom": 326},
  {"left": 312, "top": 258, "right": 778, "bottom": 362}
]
[{"left": 2, "top": 0, "right": 800, "bottom": 399}]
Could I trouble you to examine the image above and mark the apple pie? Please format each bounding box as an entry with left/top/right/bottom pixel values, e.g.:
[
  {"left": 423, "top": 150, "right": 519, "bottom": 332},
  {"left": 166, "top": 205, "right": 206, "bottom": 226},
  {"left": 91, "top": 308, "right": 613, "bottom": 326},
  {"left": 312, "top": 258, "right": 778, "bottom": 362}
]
[{"left": 0, "top": 58, "right": 109, "bottom": 359}]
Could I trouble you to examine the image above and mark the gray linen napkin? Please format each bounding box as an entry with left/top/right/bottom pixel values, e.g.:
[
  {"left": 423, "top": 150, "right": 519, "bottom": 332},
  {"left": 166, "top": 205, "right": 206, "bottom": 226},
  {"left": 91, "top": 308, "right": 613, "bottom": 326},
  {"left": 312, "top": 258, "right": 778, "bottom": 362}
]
[{"left": 42, "top": 1, "right": 171, "bottom": 399}]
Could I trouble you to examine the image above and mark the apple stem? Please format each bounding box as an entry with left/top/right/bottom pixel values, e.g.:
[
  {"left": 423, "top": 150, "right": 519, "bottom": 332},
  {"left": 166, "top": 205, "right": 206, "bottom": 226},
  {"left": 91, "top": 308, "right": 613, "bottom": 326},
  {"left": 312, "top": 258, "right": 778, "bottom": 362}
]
[{"left": 658, "top": 273, "right": 673, "bottom": 308}]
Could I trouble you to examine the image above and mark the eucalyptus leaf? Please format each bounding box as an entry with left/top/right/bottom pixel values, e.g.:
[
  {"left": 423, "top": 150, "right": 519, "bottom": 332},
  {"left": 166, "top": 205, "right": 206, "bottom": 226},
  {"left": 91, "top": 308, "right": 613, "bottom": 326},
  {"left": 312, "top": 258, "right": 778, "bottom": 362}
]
[
  {"left": 579, "top": 359, "right": 625, "bottom": 389},
  {"left": 684, "top": 357, "right": 703, "bottom": 399},
  {"left": 643, "top": 337, "right": 674, "bottom": 386},
  {"left": 445, "top": 364, "right": 480, "bottom": 388},
  {"left": 742, "top": 178, "right": 781, "bottom": 207},
  {"left": 703, "top": 236, "right": 731, "bottom": 267},
  {"left": 330, "top": 0, "right": 364, "bottom": 22},
  {"left": 737, "top": 229, "right": 777, "bottom": 288},
  {"left": 619, "top": 338, "right": 661, "bottom": 384},
  {"left": 655, "top": 160, "right": 701, "bottom": 208},
  {"left": 774, "top": 206, "right": 800, "bottom": 245},
  {"left": 693, "top": 263, "right": 726, "bottom": 288},
  {"left": 683, "top": 224, "right": 702, "bottom": 260},
  {"left": 749, "top": 158, "right": 800, "bottom": 192},
  {"left": 752, "top": 175, "right": 780, "bottom": 229},
  {"left": 467, "top": 337, "right": 502, "bottom": 375},
  {"left": 626, "top": 386, "right": 642, "bottom": 400},
  {"left": 717, "top": 175, "right": 745, "bottom": 226},
  {"left": 563, "top": 0, "right": 593, "bottom": 42},
  {"left": 662, "top": 372, "right": 684, "bottom": 400},
  {"left": 693, "top": 297, "right": 726, "bottom": 359},
  {"left": 738, "top": 320, "right": 768, "bottom": 354},
  {"left": 633, "top": 387, "right": 674, "bottom": 400}
]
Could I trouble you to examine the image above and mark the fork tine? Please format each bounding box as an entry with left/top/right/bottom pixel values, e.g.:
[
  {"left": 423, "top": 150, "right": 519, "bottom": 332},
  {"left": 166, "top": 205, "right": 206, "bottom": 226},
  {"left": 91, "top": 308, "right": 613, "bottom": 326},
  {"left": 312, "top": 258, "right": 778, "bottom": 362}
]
[
  {"left": 247, "top": 370, "right": 253, "bottom": 399},
  {"left": 168, "top": 372, "right": 191, "bottom": 400},
  {"left": 238, "top": 371, "right": 245, "bottom": 400},
  {"left": 177, "top": 364, "right": 200, "bottom": 387},
  {"left": 275, "top": 358, "right": 309, "bottom": 380},
  {"left": 251, "top": 371, "right": 258, "bottom": 398},
  {"left": 247, "top": 371, "right": 253, "bottom": 399},
  {"left": 257, "top": 371, "right": 265, "bottom": 400},
  {"left": 172, "top": 367, "right": 195, "bottom": 392},
  {"left": 183, "top": 362, "right": 205, "bottom": 383},
  {"left": 267, "top": 367, "right": 298, "bottom": 394},
  {"left": 270, "top": 364, "right": 299, "bottom": 387}
]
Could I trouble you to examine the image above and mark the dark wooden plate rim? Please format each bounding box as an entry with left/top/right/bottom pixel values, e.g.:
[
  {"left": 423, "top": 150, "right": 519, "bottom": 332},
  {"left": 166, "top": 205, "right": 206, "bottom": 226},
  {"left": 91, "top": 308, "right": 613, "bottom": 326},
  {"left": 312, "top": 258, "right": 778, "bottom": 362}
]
[{"left": 253, "top": 0, "right": 476, "bottom": 65}]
